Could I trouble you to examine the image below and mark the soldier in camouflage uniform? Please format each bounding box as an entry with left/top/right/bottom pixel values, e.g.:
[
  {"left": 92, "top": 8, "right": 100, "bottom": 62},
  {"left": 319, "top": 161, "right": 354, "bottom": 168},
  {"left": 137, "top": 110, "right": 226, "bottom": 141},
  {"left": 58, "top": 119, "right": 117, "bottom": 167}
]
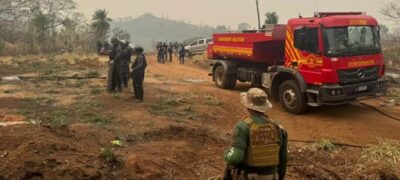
[{"left": 222, "top": 88, "right": 288, "bottom": 180}]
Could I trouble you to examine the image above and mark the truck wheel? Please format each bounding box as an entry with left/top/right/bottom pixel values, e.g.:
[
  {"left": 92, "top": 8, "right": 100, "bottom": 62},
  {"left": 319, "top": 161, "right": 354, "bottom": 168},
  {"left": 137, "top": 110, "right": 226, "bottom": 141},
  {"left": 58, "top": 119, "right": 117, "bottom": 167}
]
[
  {"left": 214, "top": 65, "right": 236, "bottom": 89},
  {"left": 279, "top": 80, "right": 307, "bottom": 114}
]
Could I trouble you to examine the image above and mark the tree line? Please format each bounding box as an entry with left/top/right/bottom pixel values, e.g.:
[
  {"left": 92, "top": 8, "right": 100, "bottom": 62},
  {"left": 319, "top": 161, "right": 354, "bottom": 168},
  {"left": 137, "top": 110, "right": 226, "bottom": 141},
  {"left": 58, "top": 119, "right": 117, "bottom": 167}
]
[
  {"left": 0, "top": 0, "right": 115, "bottom": 56},
  {"left": 2, "top": 0, "right": 400, "bottom": 56}
]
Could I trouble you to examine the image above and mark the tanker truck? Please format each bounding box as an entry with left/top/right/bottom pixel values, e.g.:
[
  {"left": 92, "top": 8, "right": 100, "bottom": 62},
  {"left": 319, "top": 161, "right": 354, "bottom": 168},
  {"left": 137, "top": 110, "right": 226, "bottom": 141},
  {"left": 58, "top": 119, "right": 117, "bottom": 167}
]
[{"left": 208, "top": 12, "right": 387, "bottom": 114}]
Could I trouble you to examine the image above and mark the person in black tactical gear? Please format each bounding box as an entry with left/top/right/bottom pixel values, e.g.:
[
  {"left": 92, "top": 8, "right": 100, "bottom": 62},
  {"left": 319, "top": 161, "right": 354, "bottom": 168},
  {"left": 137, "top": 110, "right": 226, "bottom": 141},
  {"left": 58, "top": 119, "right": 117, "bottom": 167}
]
[
  {"left": 173, "top": 42, "right": 179, "bottom": 56},
  {"left": 120, "top": 40, "right": 132, "bottom": 88},
  {"left": 156, "top": 42, "right": 162, "bottom": 63},
  {"left": 179, "top": 44, "right": 185, "bottom": 64},
  {"left": 158, "top": 42, "right": 165, "bottom": 64},
  {"left": 131, "top": 46, "right": 147, "bottom": 102},
  {"left": 168, "top": 42, "right": 174, "bottom": 62},
  {"left": 108, "top": 37, "right": 123, "bottom": 92},
  {"left": 163, "top": 42, "right": 168, "bottom": 62}
]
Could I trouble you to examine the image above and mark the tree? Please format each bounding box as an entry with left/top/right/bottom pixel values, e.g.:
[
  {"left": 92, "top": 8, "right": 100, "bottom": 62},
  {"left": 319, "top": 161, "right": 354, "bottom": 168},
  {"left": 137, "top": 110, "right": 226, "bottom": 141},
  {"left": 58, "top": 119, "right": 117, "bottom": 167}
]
[
  {"left": 0, "top": 0, "right": 32, "bottom": 21},
  {"left": 381, "top": 0, "right": 400, "bottom": 21},
  {"left": 91, "top": 9, "right": 112, "bottom": 43},
  {"left": 379, "top": 24, "right": 389, "bottom": 35},
  {"left": 238, "top": 23, "right": 251, "bottom": 31},
  {"left": 265, "top": 12, "right": 278, "bottom": 25},
  {"left": 380, "top": 24, "right": 390, "bottom": 38},
  {"left": 0, "top": 0, "right": 34, "bottom": 43},
  {"left": 215, "top": 25, "right": 228, "bottom": 32},
  {"left": 112, "top": 28, "right": 130, "bottom": 41},
  {"left": 29, "top": 0, "right": 76, "bottom": 53}
]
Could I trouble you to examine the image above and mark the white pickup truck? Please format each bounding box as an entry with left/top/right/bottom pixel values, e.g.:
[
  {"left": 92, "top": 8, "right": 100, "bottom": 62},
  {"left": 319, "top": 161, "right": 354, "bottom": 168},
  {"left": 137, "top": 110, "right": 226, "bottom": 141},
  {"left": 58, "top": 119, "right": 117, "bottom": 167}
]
[{"left": 184, "top": 38, "right": 212, "bottom": 56}]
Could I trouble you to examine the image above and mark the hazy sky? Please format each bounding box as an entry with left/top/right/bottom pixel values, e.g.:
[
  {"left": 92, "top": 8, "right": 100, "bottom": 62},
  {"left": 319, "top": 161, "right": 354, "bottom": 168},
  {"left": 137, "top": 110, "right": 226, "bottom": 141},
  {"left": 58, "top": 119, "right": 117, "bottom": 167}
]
[{"left": 75, "top": 0, "right": 396, "bottom": 29}]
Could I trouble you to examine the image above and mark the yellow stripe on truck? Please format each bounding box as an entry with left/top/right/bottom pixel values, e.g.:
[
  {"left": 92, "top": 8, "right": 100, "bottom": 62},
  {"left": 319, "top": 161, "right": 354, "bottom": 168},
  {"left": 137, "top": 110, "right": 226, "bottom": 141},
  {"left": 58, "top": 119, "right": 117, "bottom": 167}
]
[
  {"left": 348, "top": 60, "right": 375, "bottom": 68},
  {"left": 213, "top": 46, "right": 253, "bottom": 56}
]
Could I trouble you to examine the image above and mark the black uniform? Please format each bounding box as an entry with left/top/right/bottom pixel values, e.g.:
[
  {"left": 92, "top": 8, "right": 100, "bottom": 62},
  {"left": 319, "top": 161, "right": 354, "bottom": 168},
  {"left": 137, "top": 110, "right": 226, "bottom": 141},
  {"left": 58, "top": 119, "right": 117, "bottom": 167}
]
[
  {"left": 163, "top": 43, "right": 168, "bottom": 61},
  {"left": 173, "top": 42, "right": 179, "bottom": 55},
  {"left": 121, "top": 46, "right": 132, "bottom": 88},
  {"left": 158, "top": 44, "right": 165, "bottom": 64},
  {"left": 179, "top": 44, "right": 185, "bottom": 64},
  {"left": 131, "top": 52, "right": 147, "bottom": 101},
  {"left": 168, "top": 43, "right": 173, "bottom": 62},
  {"left": 109, "top": 45, "right": 123, "bottom": 91},
  {"left": 156, "top": 43, "right": 162, "bottom": 63}
]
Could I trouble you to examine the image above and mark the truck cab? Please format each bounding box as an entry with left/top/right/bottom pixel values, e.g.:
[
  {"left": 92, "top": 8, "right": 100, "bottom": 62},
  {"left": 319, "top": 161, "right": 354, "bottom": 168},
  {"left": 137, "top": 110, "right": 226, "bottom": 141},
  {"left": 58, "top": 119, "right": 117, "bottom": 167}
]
[
  {"left": 275, "top": 12, "right": 386, "bottom": 113},
  {"left": 208, "top": 12, "right": 387, "bottom": 114}
]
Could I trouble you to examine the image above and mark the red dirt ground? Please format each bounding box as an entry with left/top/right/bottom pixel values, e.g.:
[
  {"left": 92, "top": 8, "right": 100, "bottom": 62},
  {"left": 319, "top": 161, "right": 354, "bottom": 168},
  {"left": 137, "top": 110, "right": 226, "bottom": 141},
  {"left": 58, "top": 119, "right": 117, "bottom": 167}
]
[{"left": 0, "top": 55, "right": 399, "bottom": 179}]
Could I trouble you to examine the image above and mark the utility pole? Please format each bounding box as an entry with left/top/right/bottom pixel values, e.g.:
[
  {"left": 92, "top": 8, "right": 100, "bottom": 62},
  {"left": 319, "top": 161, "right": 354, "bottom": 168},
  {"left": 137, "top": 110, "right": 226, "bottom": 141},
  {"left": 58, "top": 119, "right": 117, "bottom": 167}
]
[{"left": 256, "top": 0, "right": 261, "bottom": 30}]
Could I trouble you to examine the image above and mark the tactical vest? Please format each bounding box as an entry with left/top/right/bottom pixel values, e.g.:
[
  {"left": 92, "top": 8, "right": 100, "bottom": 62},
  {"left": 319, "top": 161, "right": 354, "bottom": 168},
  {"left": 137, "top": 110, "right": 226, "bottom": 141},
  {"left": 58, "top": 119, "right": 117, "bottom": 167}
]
[{"left": 243, "top": 117, "right": 280, "bottom": 167}]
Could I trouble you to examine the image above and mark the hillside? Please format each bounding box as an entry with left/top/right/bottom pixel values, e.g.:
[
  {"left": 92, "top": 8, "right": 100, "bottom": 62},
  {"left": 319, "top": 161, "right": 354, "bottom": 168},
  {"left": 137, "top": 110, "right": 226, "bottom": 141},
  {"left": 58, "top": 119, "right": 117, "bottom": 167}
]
[{"left": 111, "top": 13, "right": 215, "bottom": 51}]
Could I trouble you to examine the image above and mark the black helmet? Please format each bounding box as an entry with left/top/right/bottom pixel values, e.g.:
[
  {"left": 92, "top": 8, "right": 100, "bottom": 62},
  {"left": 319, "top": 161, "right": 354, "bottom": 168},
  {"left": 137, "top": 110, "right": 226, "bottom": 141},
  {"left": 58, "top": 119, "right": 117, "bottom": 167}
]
[
  {"left": 111, "top": 37, "right": 119, "bottom": 45},
  {"left": 134, "top": 46, "right": 144, "bottom": 53}
]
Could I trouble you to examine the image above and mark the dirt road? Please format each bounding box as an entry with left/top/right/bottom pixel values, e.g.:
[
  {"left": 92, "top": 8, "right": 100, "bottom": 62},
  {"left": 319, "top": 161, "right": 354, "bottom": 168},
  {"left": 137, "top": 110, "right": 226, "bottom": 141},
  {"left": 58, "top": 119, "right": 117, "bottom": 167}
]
[
  {"left": 0, "top": 54, "right": 399, "bottom": 179},
  {"left": 144, "top": 55, "right": 400, "bottom": 144}
]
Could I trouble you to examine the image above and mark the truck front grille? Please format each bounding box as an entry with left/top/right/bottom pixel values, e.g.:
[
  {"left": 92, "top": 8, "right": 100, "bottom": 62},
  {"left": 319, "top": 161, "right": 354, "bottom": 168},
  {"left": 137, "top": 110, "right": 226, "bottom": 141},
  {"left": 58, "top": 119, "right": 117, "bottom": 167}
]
[{"left": 338, "top": 66, "right": 379, "bottom": 85}]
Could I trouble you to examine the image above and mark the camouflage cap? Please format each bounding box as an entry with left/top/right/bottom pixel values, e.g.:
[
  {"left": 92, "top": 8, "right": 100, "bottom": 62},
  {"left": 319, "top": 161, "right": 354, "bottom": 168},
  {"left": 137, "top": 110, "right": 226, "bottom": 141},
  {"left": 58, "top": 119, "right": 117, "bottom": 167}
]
[{"left": 240, "top": 88, "right": 272, "bottom": 112}]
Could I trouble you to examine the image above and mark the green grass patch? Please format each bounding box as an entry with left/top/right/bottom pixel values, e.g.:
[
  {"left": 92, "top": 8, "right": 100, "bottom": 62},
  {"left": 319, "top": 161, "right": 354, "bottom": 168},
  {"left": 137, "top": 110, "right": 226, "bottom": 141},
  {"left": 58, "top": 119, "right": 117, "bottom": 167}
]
[
  {"left": 19, "top": 96, "right": 111, "bottom": 127},
  {"left": 48, "top": 113, "right": 69, "bottom": 128},
  {"left": 84, "top": 114, "right": 111, "bottom": 125},
  {"left": 313, "top": 139, "right": 337, "bottom": 152},
  {"left": 149, "top": 97, "right": 203, "bottom": 120},
  {"left": 149, "top": 97, "right": 184, "bottom": 116},
  {"left": 100, "top": 145, "right": 121, "bottom": 164},
  {"left": 111, "top": 94, "right": 122, "bottom": 99},
  {"left": 90, "top": 88, "right": 102, "bottom": 95},
  {"left": 86, "top": 71, "right": 100, "bottom": 78},
  {"left": 22, "top": 96, "right": 56, "bottom": 107}
]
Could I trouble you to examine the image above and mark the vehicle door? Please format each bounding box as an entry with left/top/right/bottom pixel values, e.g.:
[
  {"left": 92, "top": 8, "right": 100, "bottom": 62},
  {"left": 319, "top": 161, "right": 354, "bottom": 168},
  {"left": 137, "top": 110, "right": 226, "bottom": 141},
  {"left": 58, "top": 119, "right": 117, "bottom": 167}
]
[
  {"left": 291, "top": 25, "right": 324, "bottom": 84},
  {"left": 197, "top": 39, "right": 206, "bottom": 54},
  {"left": 189, "top": 41, "right": 198, "bottom": 53}
]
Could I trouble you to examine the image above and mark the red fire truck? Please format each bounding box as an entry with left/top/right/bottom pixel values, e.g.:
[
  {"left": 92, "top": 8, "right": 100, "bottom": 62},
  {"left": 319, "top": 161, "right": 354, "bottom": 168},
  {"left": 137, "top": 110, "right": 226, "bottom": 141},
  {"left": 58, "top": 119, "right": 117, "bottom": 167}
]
[{"left": 208, "top": 12, "right": 387, "bottom": 114}]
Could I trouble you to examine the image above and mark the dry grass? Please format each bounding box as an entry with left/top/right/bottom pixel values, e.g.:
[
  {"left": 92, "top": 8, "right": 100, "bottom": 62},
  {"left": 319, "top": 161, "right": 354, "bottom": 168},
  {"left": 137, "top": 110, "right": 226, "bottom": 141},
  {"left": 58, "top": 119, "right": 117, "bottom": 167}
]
[
  {"left": 191, "top": 54, "right": 210, "bottom": 69},
  {"left": 360, "top": 139, "right": 400, "bottom": 174},
  {"left": 0, "top": 53, "right": 100, "bottom": 76},
  {"left": 382, "top": 43, "right": 400, "bottom": 71},
  {"left": 204, "top": 94, "right": 222, "bottom": 106},
  {"left": 387, "top": 87, "right": 400, "bottom": 103}
]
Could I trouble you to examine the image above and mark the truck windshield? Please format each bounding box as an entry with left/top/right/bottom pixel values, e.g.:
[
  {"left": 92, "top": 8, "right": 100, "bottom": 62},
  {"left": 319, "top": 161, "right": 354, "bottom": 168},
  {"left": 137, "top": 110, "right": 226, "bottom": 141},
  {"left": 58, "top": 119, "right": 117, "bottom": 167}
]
[{"left": 324, "top": 26, "right": 381, "bottom": 57}]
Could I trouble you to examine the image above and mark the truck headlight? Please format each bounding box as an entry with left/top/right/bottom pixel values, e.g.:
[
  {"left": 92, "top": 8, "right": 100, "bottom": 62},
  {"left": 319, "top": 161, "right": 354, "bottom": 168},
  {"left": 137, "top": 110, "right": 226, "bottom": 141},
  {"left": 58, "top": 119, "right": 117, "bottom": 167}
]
[{"left": 329, "top": 89, "right": 344, "bottom": 96}]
